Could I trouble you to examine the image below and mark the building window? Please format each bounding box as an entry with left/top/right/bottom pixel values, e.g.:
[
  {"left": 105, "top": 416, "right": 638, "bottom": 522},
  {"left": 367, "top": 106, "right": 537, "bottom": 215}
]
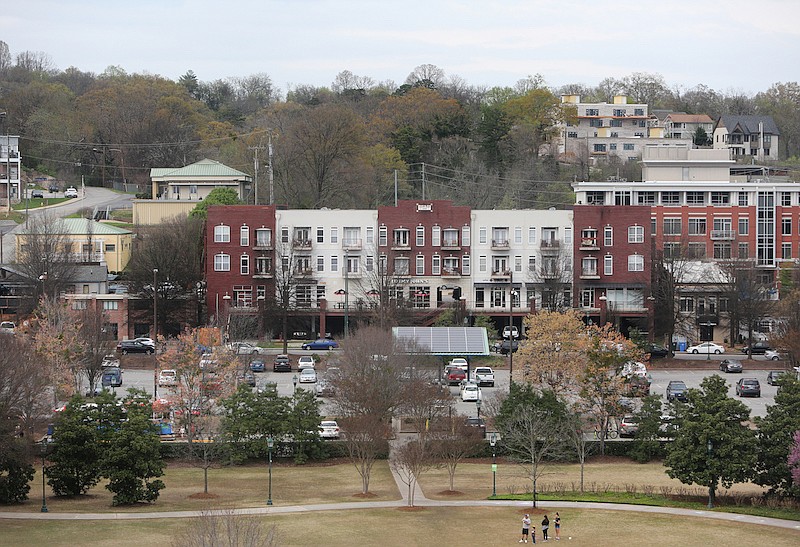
[
  {"left": 432, "top": 226, "right": 441, "bottom": 247},
  {"left": 737, "top": 217, "right": 749, "bottom": 236},
  {"left": 330, "top": 227, "right": 338, "bottom": 244},
  {"left": 604, "top": 255, "right": 613, "bottom": 276},
  {"left": 492, "top": 227, "right": 509, "bottom": 247},
  {"left": 628, "top": 225, "right": 644, "bottom": 243},
  {"left": 603, "top": 227, "right": 613, "bottom": 246},
  {"left": 416, "top": 226, "right": 425, "bottom": 247},
  {"left": 462, "top": 255, "right": 470, "bottom": 275},
  {"left": 475, "top": 287, "right": 485, "bottom": 308},
  {"left": 528, "top": 226, "right": 537, "bottom": 244},
  {"left": 412, "top": 286, "right": 431, "bottom": 308},
  {"left": 637, "top": 192, "right": 656, "bottom": 205},
  {"left": 379, "top": 226, "right": 387, "bottom": 246},
  {"left": 479, "top": 256, "right": 487, "bottom": 273},
  {"left": 564, "top": 227, "right": 572, "bottom": 244},
  {"left": 281, "top": 227, "right": 289, "bottom": 244},
  {"left": 610, "top": 143, "right": 617, "bottom": 150},
  {"left": 614, "top": 191, "right": 631, "bottom": 205},
  {"left": 214, "top": 253, "right": 230, "bottom": 271},
  {"left": 586, "top": 191, "right": 605, "bottom": 205},
  {"left": 479, "top": 227, "right": 487, "bottom": 244},
  {"left": 103, "top": 301, "right": 119, "bottom": 310},
  {"left": 346, "top": 256, "right": 360, "bottom": 274},
  {"left": 432, "top": 255, "right": 441, "bottom": 275},
  {"left": 317, "top": 256, "right": 324, "bottom": 272},
  {"left": 462, "top": 226, "right": 471, "bottom": 246},
  {"left": 416, "top": 255, "right": 425, "bottom": 276},
  {"left": 189, "top": 185, "right": 197, "bottom": 195},
  {"left": 514, "top": 256, "right": 523, "bottom": 273},
  {"left": 442, "top": 228, "right": 458, "bottom": 247},
  {"left": 688, "top": 218, "right": 706, "bottom": 235},
  {"left": 72, "top": 300, "right": 88, "bottom": 310},
  {"left": 738, "top": 192, "right": 749, "bottom": 207},
  {"left": 105, "top": 244, "right": 116, "bottom": 252},
  {"left": 514, "top": 227, "right": 523, "bottom": 244},
  {"left": 680, "top": 297, "right": 694, "bottom": 312},
  {"left": 627, "top": 255, "right": 644, "bottom": 272},
  {"left": 782, "top": 243, "right": 792, "bottom": 260},
  {"left": 738, "top": 242, "right": 749, "bottom": 259},
  {"left": 581, "top": 257, "right": 598, "bottom": 277},
  {"left": 651, "top": 218, "right": 657, "bottom": 236},
  {"left": 580, "top": 288, "right": 594, "bottom": 308},
  {"left": 365, "top": 255, "right": 374, "bottom": 272},
  {"left": 366, "top": 226, "right": 374, "bottom": 245},
  {"left": 581, "top": 228, "right": 597, "bottom": 246},
  {"left": 240, "top": 254, "right": 249, "bottom": 275},
  {"left": 593, "top": 143, "right": 606, "bottom": 152},
  {"left": 782, "top": 192, "right": 792, "bottom": 206},
  {"left": 317, "top": 227, "right": 324, "bottom": 243},
  {"left": 663, "top": 218, "right": 682, "bottom": 235},
  {"left": 393, "top": 229, "right": 410, "bottom": 247},
  {"left": 240, "top": 226, "right": 249, "bottom": 246},
  {"left": 713, "top": 242, "right": 732, "bottom": 259},
  {"left": 688, "top": 243, "right": 706, "bottom": 259},
  {"left": 331, "top": 256, "right": 338, "bottom": 272},
  {"left": 623, "top": 143, "right": 635, "bottom": 151},
  {"left": 711, "top": 192, "right": 731, "bottom": 205},
  {"left": 214, "top": 225, "right": 230, "bottom": 243},
  {"left": 782, "top": 217, "right": 792, "bottom": 235},
  {"left": 686, "top": 192, "right": 705, "bottom": 205},
  {"left": 528, "top": 256, "right": 536, "bottom": 272},
  {"left": 443, "top": 257, "right": 458, "bottom": 276},
  {"left": 256, "top": 228, "right": 272, "bottom": 247},
  {"left": 256, "top": 256, "right": 272, "bottom": 275},
  {"left": 492, "top": 256, "right": 508, "bottom": 274},
  {"left": 661, "top": 192, "right": 680, "bottom": 205}
]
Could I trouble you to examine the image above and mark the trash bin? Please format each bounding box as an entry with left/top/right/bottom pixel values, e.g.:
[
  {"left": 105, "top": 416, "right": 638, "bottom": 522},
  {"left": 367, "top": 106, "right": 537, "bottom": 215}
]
[{"left": 678, "top": 342, "right": 687, "bottom": 352}]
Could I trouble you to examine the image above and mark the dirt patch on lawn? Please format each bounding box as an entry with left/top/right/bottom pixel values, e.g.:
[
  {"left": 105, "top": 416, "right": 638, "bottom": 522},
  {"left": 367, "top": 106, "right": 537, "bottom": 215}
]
[
  {"left": 436, "top": 490, "right": 464, "bottom": 496},
  {"left": 397, "top": 506, "right": 427, "bottom": 512},
  {"left": 188, "top": 493, "right": 220, "bottom": 500},
  {"left": 352, "top": 492, "right": 378, "bottom": 499}
]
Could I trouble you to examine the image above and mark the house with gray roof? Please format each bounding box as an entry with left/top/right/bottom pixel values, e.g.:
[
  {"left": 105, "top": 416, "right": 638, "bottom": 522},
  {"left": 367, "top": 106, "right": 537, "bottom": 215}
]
[
  {"left": 150, "top": 158, "right": 251, "bottom": 202},
  {"left": 713, "top": 115, "right": 780, "bottom": 161}
]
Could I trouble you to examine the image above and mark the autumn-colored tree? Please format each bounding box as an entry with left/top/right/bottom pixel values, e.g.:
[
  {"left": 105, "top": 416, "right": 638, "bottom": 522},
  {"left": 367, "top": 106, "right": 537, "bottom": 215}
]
[
  {"left": 516, "top": 310, "right": 587, "bottom": 395},
  {"left": 33, "top": 296, "right": 83, "bottom": 403}
]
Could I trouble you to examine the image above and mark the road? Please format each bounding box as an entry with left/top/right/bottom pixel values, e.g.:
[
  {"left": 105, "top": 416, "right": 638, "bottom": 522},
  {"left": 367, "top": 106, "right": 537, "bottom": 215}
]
[{"left": 1, "top": 186, "right": 133, "bottom": 263}]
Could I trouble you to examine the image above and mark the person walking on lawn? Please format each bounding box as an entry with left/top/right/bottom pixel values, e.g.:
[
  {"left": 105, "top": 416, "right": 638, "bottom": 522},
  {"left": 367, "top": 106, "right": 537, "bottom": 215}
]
[
  {"left": 541, "top": 514, "right": 549, "bottom": 541},
  {"left": 520, "top": 514, "right": 531, "bottom": 543}
]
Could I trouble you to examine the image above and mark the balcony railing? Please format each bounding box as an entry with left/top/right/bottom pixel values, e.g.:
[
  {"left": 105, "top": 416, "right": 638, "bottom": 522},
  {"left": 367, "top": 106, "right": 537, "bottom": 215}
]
[
  {"left": 71, "top": 251, "right": 104, "bottom": 263},
  {"left": 491, "top": 239, "right": 510, "bottom": 250},
  {"left": 293, "top": 238, "right": 312, "bottom": 249},
  {"left": 342, "top": 238, "right": 362, "bottom": 250},
  {"left": 441, "top": 268, "right": 461, "bottom": 278},
  {"left": 491, "top": 269, "right": 511, "bottom": 279},
  {"left": 252, "top": 270, "right": 273, "bottom": 279},
  {"left": 580, "top": 269, "right": 599, "bottom": 279},
  {"left": 253, "top": 240, "right": 273, "bottom": 250},
  {"left": 579, "top": 238, "right": 599, "bottom": 250},
  {"left": 293, "top": 268, "right": 313, "bottom": 278},
  {"left": 391, "top": 240, "right": 411, "bottom": 250},
  {"left": 710, "top": 230, "right": 736, "bottom": 240},
  {"left": 441, "top": 240, "right": 460, "bottom": 250}
]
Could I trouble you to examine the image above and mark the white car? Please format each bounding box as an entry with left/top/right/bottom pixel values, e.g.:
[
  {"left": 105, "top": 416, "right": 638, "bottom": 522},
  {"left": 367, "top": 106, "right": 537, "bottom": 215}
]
[
  {"left": 134, "top": 337, "right": 156, "bottom": 347},
  {"left": 0, "top": 320, "right": 16, "bottom": 335},
  {"left": 298, "top": 368, "right": 317, "bottom": 383},
  {"left": 685, "top": 342, "right": 725, "bottom": 355},
  {"left": 764, "top": 350, "right": 781, "bottom": 361},
  {"left": 64, "top": 186, "right": 78, "bottom": 198},
  {"left": 297, "top": 356, "right": 315, "bottom": 370},
  {"left": 228, "top": 342, "right": 267, "bottom": 355},
  {"left": 101, "top": 354, "right": 120, "bottom": 368},
  {"left": 502, "top": 325, "right": 519, "bottom": 339},
  {"left": 449, "top": 358, "right": 468, "bottom": 370},
  {"left": 471, "top": 367, "right": 495, "bottom": 387},
  {"left": 319, "top": 420, "right": 340, "bottom": 439},
  {"left": 460, "top": 382, "right": 481, "bottom": 402},
  {"left": 158, "top": 369, "right": 177, "bottom": 387}
]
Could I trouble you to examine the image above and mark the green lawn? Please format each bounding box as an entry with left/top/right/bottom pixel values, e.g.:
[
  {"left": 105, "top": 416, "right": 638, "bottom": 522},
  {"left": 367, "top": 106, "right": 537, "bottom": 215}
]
[{"left": 1, "top": 507, "right": 799, "bottom": 547}]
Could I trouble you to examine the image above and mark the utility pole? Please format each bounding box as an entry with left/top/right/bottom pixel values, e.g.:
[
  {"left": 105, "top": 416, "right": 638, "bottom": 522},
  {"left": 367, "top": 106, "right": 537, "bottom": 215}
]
[
  {"left": 249, "top": 144, "right": 266, "bottom": 205},
  {"left": 268, "top": 133, "right": 275, "bottom": 205}
]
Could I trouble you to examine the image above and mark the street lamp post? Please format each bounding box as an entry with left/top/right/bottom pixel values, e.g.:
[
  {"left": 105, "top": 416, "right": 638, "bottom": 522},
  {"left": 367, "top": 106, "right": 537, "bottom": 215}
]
[
  {"left": 699, "top": 322, "right": 714, "bottom": 361},
  {"left": 707, "top": 439, "right": 714, "bottom": 509},
  {"left": 508, "top": 272, "right": 516, "bottom": 388},
  {"left": 476, "top": 398, "right": 482, "bottom": 419},
  {"left": 39, "top": 443, "right": 48, "bottom": 513},
  {"left": 153, "top": 268, "right": 159, "bottom": 399},
  {"left": 267, "top": 436, "right": 274, "bottom": 506},
  {"left": 292, "top": 374, "right": 298, "bottom": 393},
  {"left": 490, "top": 432, "right": 497, "bottom": 498}
]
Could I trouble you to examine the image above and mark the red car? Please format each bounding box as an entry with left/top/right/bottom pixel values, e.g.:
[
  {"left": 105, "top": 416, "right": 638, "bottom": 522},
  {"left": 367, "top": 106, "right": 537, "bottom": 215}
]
[{"left": 445, "top": 367, "right": 467, "bottom": 386}]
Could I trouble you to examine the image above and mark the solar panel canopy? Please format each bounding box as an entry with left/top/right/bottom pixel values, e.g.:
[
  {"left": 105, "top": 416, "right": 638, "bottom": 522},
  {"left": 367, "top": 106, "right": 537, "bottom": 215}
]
[{"left": 392, "top": 327, "right": 490, "bottom": 356}]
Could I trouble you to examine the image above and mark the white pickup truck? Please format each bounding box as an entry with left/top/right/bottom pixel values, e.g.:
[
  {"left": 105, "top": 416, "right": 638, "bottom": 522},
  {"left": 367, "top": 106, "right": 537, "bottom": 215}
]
[{"left": 471, "top": 366, "right": 495, "bottom": 387}]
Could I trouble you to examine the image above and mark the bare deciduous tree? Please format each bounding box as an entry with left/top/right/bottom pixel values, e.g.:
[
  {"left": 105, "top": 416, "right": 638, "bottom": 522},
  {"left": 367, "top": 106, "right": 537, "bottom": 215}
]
[
  {"left": 430, "top": 417, "right": 483, "bottom": 493},
  {"left": 171, "top": 509, "right": 278, "bottom": 547},
  {"left": 390, "top": 437, "right": 433, "bottom": 506},
  {"left": 16, "top": 213, "right": 78, "bottom": 306}
]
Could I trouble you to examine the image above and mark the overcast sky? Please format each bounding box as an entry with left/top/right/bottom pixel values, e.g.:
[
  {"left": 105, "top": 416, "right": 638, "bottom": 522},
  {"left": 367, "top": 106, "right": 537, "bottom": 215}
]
[{"left": 5, "top": 0, "right": 799, "bottom": 96}]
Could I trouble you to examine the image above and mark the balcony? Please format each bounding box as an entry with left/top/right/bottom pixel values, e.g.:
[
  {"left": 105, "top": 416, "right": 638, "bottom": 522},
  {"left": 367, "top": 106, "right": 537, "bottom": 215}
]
[
  {"left": 540, "top": 240, "right": 561, "bottom": 254},
  {"left": 579, "top": 238, "right": 599, "bottom": 250},
  {"left": 579, "top": 269, "right": 600, "bottom": 280},
  {"left": 293, "top": 268, "right": 313, "bottom": 278},
  {"left": 491, "top": 239, "right": 510, "bottom": 250},
  {"left": 252, "top": 270, "right": 273, "bottom": 279},
  {"left": 710, "top": 230, "right": 736, "bottom": 240},
  {"left": 344, "top": 269, "right": 362, "bottom": 279},
  {"left": 253, "top": 240, "right": 273, "bottom": 251},
  {"left": 441, "top": 240, "right": 461, "bottom": 251},
  {"left": 71, "top": 252, "right": 104, "bottom": 263},
  {"left": 391, "top": 241, "right": 411, "bottom": 251},
  {"left": 342, "top": 238, "right": 362, "bottom": 251},
  {"left": 491, "top": 269, "right": 511, "bottom": 280},
  {"left": 441, "top": 268, "right": 461, "bottom": 278},
  {"left": 293, "top": 238, "right": 312, "bottom": 249}
]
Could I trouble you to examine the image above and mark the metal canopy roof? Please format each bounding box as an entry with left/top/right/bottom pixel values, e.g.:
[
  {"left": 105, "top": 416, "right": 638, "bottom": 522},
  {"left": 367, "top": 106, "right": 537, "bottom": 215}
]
[{"left": 392, "top": 327, "right": 490, "bottom": 356}]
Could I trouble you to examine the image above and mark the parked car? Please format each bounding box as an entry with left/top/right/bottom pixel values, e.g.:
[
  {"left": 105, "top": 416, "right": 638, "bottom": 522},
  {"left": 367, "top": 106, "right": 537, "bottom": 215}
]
[
  {"left": 158, "top": 369, "right": 177, "bottom": 387},
  {"left": 302, "top": 338, "right": 339, "bottom": 350},
  {"left": 465, "top": 416, "right": 486, "bottom": 438},
  {"left": 685, "top": 342, "right": 725, "bottom": 354},
  {"left": 719, "top": 359, "right": 743, "bottom": 373},
  {"left": 764, "top": 350, "right": 781, "bottom": 361},
  {"left": 239, "top": 370, "right": 256, "bottom": 387},
  {"left": 249, "top": 359, "right": 266, "bottom": 372},
  {"left": 741, "top": 341, "right": 773, "bottom": 355},
  {"left": 498, "top": 339, "right": 519, "bottom": 355},
  {"left": 116, "top": 339, "right": 155, "bottom": 354},
  {"left": 48, "top": 183, "right": 59, "bottom": 193},
  {"left": 449, "top": 357, "right": 469, "bottom": 370},
  {"left": 471, "top": 367, "right": 495, "bottom": 387},
  {"left": 445, "top": 366, "right": 467, "bottom": 386},
  {"left": 297, "top": 356, "right": 315, "bottom": 370},
  {"left": 228, "top": 342, "right": 267, "bottom": 355},
  {"left": 460, "top": 382, "right": 481, "bottom": 402},
  {"left": 273, "top": 354, "right": 292, "bottom": 372},
  {"left": 64, "top": 186, "right": 78, "bottom": 198},
  {"left": 101, "top": 367, "right": 123, "bottom": 388},
  {"left": 666, "top": 380, "right": 688, "bottom": 402},
  {"left": 299, "top": 368, "right": 317, "bottom": 383},
  {"left": 101, "top": 354, "right": 120, "bottom": 368},
  {"left": 767, "top": 370, "right": 787, "bottom": 385},
  {"left": 502, "top": 325, "right": 519, "bottom": 339},
  {"left": 134, "top": 337, "right": 156, "bottom": 348},
  {"left": 647, "top": 343, "right": 669, "bottom": 358},
  {"left": 31, "top": 189, "right": 44, "bottom": 199},
  {"left": 736, "top": 377, "right": 761, "bottom": 397},
  {"left": 316, "top": 378, "right": 335, "bottom": 397},
  {"left": 618, "top": 415, "right": 639, "bottom": 438},
  {"left": 0, "top": 320, "right": 15, "bottom": 335},
  {"left": 319, "top": 420, "right": 340, "bottom": 439},
  {"left": 199, "top": 355, "right": 217, "bottom": 371}
]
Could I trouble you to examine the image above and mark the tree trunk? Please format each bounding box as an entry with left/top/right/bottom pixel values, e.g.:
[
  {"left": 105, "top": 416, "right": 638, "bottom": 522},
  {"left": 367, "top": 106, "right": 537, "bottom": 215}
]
[
  {"left": 203, "top": 464, "right": 209, "bottom": 494},
  {"left": 532, "top": 477, "right": 537, "bottom": 509}
]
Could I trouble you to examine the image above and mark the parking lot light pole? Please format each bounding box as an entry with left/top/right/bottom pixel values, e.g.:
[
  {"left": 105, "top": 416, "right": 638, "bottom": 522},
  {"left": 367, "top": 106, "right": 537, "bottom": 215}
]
[
  {"left": 476, "top": 398, "right": 482, "bottom": 419},
  {"left": 153, "top": 268, "right": 159, "bottom": 399},
  {"left": 292, "top": 374, "right": 298, "bottom": 392},
  {"left": 490, "top": 433, "right": 497, "bottom": 498},
  {"left": 267, "top": 436, "right": 274, "bottom": 506},
  {"left": 39, "top": 443, "right": 48, "bottom": 513}
]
